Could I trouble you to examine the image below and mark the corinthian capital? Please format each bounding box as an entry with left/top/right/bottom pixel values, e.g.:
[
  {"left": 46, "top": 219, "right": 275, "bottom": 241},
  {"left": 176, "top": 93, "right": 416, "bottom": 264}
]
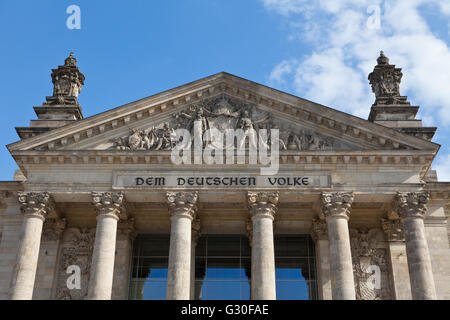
[
  {"left": 166, "top": 192, "right": 198, "bottom": 219},
  {"left": 381, "top": 219, "right": 405, "bottom": 242},
  {"left": 247, "top": 192, "right": 279, "bottom": 219},
  {"left": 91, "top": 192, "right": 125, "bottom": 219},
  {"left": 42, "top": 218, "right": 67, "bottom": 241},
  {"left": 320, "top": 192, "right": 354, "bottom": 220},
  {"left": 393, "top": 192, "right": 429, "bottom": 220},
  {"left": 17, "top": 192, "right": 55, "bottom": 220}
]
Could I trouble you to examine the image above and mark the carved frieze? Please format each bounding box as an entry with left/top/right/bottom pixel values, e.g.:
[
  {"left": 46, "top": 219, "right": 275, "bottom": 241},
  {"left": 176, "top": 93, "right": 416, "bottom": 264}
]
[
  {"left": 350, "top": 228, "right": 392, "bottom": 300},
  {"left": 55, "top": 228, "right": 95, "bottom": 300},
  {"left": 111, "top": 96, "right": 336, "bottom": 152}
]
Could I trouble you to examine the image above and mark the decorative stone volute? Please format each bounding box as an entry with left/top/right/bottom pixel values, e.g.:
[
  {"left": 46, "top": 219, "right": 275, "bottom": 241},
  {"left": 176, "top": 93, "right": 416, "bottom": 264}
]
[
  {"left": 46, "top": 52, "right": 85, "bottom": 106},
  {"left": 320, "top": 192, "right": 354, "bottom": 220},
  {"left": 91, "top": 192, "right": 125, "bottom": 219},
  {"left": 17, "top": 192, "right": 55, "bottom": 220},
  {"left": 368, "top": 51, "right": 404, "bottom": 106},
  {"left": 247, "top": 192, "right": 279, "bottom": 220},
  {"left": 311, "top": 218, "right": 328, "bottom": 241},
  {"left": 393, "top": 192, "right": 429, "bottom": 220},
  {"left": 166, "top": 192, "right": 198, "bottom": 219},
  {"left": 381, "top": 219, "right": 405, "bottom": 242}
]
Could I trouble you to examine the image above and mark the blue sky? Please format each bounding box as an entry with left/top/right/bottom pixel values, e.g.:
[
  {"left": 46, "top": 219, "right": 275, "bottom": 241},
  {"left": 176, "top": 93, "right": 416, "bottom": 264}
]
[{"left": 1, "top": 0, "right": 450, "bottom": 181}]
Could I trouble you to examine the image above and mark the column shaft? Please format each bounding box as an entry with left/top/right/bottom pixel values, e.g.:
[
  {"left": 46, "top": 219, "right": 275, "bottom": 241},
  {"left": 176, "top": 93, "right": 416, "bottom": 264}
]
[
  {"left": 10, "top": 215, "right": 44, "bottom": 300},
  {"left": 87, "top": 192, "right": 125, "bottom": 300},
  {"left": 10, "top": 192, "right": 54, "bottom": 300},
  {"left": 394, "top": 192, "right": 437, "bottom": 300},
  {"left": 321, "top": 192, "right": 355, "bottom": 300},
  {"left": 166, "top": 192, "right": 198, "bottom": 300}
]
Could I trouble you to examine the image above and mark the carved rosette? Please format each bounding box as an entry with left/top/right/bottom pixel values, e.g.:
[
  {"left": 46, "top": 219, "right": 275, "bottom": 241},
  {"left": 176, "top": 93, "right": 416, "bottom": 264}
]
[
  {"left": 91, "top": 192, "right": 125, "bottom": 219},
  {"left": 17, "top": 192, "right": 55, "bottom": 220},
  {"left": 247, "top": 192, "right": 279, "bottom": 220},
  {"left": 381, "top": 219, "right": 405, "bottom": 242},
  {"left": 311, "top": 219, "right": 328, "bottom": 241},
  {"left": 392, "top": 192, "right": 429, "bottom": 220},
  {"left": 166, "top": 192, "right": 198, "bottom": 220},
  {"left": 42, "top": 218, "right": 67, "bottom": 242},
  {"left": 320, "top": 192, "right": 354, "bottom": 220}
]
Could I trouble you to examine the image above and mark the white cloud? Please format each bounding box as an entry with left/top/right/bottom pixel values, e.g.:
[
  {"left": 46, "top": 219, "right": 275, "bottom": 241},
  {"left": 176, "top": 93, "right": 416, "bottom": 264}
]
[{"left": 261, "top": 0, "right": 450, "bottom": 125}]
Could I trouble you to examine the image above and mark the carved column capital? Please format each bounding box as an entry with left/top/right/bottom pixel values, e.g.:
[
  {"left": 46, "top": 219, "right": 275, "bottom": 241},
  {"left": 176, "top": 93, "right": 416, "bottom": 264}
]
[
  {"left": 166, "top": 191, "right": 198, "bottom": 220},
  {"left": 91, "top": 192, "right": 125, "bottom": 220},
  {"left": 247, "top": 192, "right": 279, "bottom": 220},
  {"left": 393, "top": 192, "right": 429, "bottom": 220},
  {"left": 42, "top": 218, "right": 67, "bottom": 241},
  {"left": 17, "top": 192, "right": 55, "bottom": 220},
  {"left": 320, "top": 192, "right": 354, "bottom": 220},
  {"left": 381, "top": 219, "right": 405, "bottom": 242},
  {"left": 311, "top": 219, "right": 328, "bottom": 241}
]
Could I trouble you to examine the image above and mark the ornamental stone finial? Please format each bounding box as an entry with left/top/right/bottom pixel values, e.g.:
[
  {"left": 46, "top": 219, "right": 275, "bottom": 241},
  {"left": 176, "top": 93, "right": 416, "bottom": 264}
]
[
  {"left": 368, "top": 51, "right": 404, "bottom": 106},
  {"left": 17, "top": 192, "right": 55, "bottom": 220},
  {"left": 45, "top": 52, "right": 85, "bottom": 106},
  {"left": 392, "top": 192, "right": 429, "bottom": 220},
  {"left": 320, "top": 192, "right": 354, "bottom": 220},
  {"left": 381, "top": 219, "right": 405, "bottom": 242},
  {"left": 247, "top": 192, "right": 279, "bottom": 219},
  {"left": 91, "top": 192, "right": 125, "bottom": 219},
  {"left": 166, "top": 191, "right": 198, "bottom": 219},
  {"left": 311, "top": 218, "right": 328, "bottom": 241}
]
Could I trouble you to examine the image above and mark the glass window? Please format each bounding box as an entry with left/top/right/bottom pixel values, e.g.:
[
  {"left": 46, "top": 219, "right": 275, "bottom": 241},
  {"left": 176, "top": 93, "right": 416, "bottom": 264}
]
[{"left": 274, "top": 235, "right": 318, "bottom": 300}]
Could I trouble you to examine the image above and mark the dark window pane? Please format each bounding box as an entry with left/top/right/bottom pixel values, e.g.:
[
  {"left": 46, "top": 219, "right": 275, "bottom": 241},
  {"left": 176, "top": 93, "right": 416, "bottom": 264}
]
[
  {"left": 206, "top": 258, "right": 241, "bottom": 280},
  {"left": 275, "top": 258, "right": 310, "bottom": 281}
]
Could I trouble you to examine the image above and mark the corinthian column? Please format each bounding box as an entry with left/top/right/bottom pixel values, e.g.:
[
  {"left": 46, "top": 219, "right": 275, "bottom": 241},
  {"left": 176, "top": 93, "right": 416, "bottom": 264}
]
[
  {"left": 247, "top": 192, "right": 278, "bottom": 300},
  {"left": 10, "top": 192, "right": 55, "bottom": 300},
  {"left": 393, "top": 192, "right": 437, "bottom": 300},
  {"left": 166, "top": 192, "right": 198, "bottom": 300},
  {"left": 87, "top": 192, "right": 125, "bottom": 300},
  {"left": 321, "top": 192, "right": 356, "bottom": 300}
]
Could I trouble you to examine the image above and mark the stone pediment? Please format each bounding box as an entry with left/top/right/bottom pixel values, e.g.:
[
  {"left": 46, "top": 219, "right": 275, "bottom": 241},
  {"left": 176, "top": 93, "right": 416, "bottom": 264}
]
[{"left": 7, "top": 72, "right": 439, "bottom": 155}]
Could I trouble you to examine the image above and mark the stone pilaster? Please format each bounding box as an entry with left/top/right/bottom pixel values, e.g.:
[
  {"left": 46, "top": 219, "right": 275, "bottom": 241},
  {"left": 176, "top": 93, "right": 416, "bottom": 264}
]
[
  {"left": 321, "top": 192, "right": 356, "bottom": 300},
  {"left": 166, "top": 191, "right": 198, "bottom": 300},
  {"left": 190, "top": 218, "right": 201, "bottom": 300},
  {"left": 311, "top": 218, "right": 332, "bottom": 300},
  {"left": 247, "top": 191, "right": 278, "bottom": 300},
  {"left": 381, "top": 218, "right": 412, "bottom": 300},
  {"left": 10, "top": 192, "right": 55, "bottom": 300},
  {"left": 393, "top": 192, "right": 437, "bottom": 300},
  {"left": 87, "top": 192, "right": 125, "bottom": 300}
]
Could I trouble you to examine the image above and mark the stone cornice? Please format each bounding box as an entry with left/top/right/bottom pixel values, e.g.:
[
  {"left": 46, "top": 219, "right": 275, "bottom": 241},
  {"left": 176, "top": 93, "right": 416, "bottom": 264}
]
[
  {"left": 91, "top": 192, "right": 126, "bottom": 219},
  {"left": 166, "top": 191, "right": 198, "bottom": 220},
  {"left": 392, "top": 192, "right": 429, "bottom": 220},
  {"left": 320, "top": 192, "right": 354, "bottom": 220},
  {"left": 247, "top": 191, "right": 279, "bottom": 220},
  {"left": 8, "top": 73, "right": 439, "bottom": 155},
  {"left": 17, "top": 192, "right": 55, "bottom": 220}
]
